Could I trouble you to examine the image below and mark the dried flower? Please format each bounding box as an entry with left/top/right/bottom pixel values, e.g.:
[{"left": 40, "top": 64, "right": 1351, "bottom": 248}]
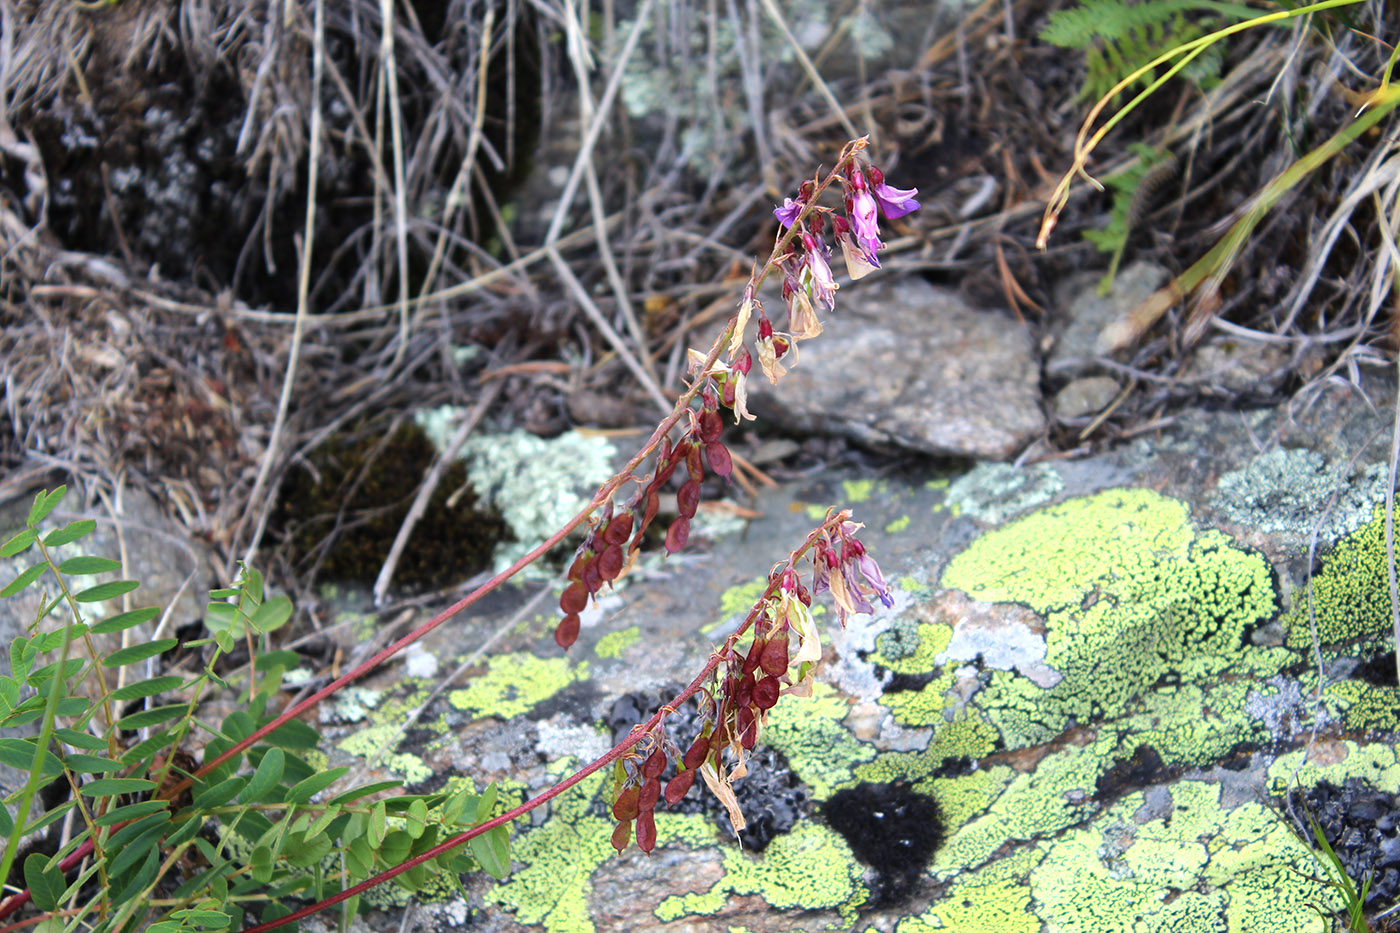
[
  {"left": 800, "top": 232, "right": 838, "bottom": 311},
  {"left": 832, "top": 215, "right": 879, "bottom": 280}
]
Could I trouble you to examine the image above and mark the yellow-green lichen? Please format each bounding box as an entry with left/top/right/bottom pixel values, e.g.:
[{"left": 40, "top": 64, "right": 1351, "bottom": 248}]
[
  {"left": 941, "top": 488, "right": 1279, "bottom": 748},
  {"left": 884, "top": 515, "right": 911, "bottom": 535},
  {"left": 594, "top": 625, "right": 640, "bottom": 659},
  {"left": 654, "top": 821, "right": 867, "bottom": 927},
  {"left": 448, "top": 652, "right": 584, "bottom": 720},
  {"left": 1324, "top": 679, "right": 1400, "bottom": 733},
  {"left": 704, "top": 576, "right": 770, "bottom": 635},
  {"left": 1283, "top": 503, "right": 1394, "bottom": 657},
  {"left": 1267, "top": 740, "right": 1400, "bottom": 794},
  {"left": 843, "top": 478, "right": 876, "bottom": 503},
  {"left": 897, "top": 846, "right": 1043, "bottom": 933},
  {"left": 763, "top": 682, "right": 875, "bottom": 800}
]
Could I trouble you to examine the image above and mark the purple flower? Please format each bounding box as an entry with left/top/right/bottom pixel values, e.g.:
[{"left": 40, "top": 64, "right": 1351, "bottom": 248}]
[
  {"left": 869, "top": 166, "right": 920, "bottom": 219},
  {"left": 856, "top": 554, "right": 894, "bottom": 608},
  {"left": 773, "top": 198, "right": 802, "bottom": 228},
  {"left": 801, "top": 233, "right": 838, "bottom": 310},
  {"left": 845, "top": 169, "right": 883, "bottom": 258}
]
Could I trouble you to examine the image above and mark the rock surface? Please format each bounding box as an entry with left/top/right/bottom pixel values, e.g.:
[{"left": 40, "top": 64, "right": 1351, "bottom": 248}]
[
  {"left": 751, "top": 276, "right": 1045, "bottom": 460},
  {"left": 300, "top": 367, "right": 1400, "bottom": 933}
]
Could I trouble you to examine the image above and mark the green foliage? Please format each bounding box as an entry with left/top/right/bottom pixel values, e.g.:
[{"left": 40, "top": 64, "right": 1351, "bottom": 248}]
[
  {"left": 0, "top": 487, "right": 511, "bottom": 931},
  {"left": 1082, "top": 143, "right": 1178, "bottom": 291},
  {"left": 1039, "top": 0, "right": 1246, "bottom": 103}
]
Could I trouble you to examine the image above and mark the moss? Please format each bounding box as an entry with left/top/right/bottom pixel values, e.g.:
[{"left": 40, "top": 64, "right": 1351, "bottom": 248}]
[
  {"left": 276, "top": 420, "right": 510, "bottom": 589},
  {"left": 1283, "top": 502, "right": 1394, "bottom": 657},
  {"left": 593, "top": 625, "right": 640, "bottom": 659},
  {"left": 448, "top": 652, "right": 583, "bottom": 720},
  {"left": 941, "top": 488, "right": 1279, "bottom": 748}
]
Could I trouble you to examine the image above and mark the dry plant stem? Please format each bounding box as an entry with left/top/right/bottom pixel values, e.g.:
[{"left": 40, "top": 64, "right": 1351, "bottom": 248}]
[
  {"left": 233, "top": 0, "right": 324, "bottom": 574},
  {"left": 370, "top": 376, "right": 505, "bottom": 605},
  {"left": 242, "top": 514, "right": 849, "bottom": 933},
  {"left": 378, "top": 0, "right": 412, "bottom": 369},
  {"left": 1389, "top": 327, "right": 1400, "bottom": 688},
  {"left": 759, "top": 0, "right": 860, "bottom": 141}
]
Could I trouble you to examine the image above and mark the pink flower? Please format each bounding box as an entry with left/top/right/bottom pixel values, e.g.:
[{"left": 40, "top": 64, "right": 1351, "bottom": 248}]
[
  {"left": 868, "top": 166, "right": 920, "bottom": 219},
  {"left": 773, "top": 198, "right": 802, "bottom": 228},
  {"left": 845, "top": 168, "right": 883, "bottom": 259}
]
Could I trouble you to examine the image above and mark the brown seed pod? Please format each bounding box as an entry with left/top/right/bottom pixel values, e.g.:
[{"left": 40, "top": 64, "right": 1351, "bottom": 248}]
[
  {"left": 602, "top": 513, "right": 634, "bottom": 546},
  {"left": 635, "top": 809, "right": 657, "bottom": 853},
  {"left": 581, "top": 558, "right": 603, "bottom": 595},
  {"left": 639, "top": 776, "right": 661, "bottom": 811},
  {"left": 704, "top": 441, "right": 732, "bottom": 480},
  {"left": 554, "top": 613, "right": 581, "bottom": 649},
  {"left": 612, "top": 785, "right": 641, "bottom": 822},
  {"left": 676, "top": 479, "right": 701, "bottom": 520},
  {"left": 683, "top": 734, "right": 710, "bottom": 770},
  {"left": 741, "top": 638, "right": 765, "bottom": 676},
  {"left": 664, "top": 516, "right": 690, "bottom": 554},
  {"left": 597, "top": 544, "right": 625, "bottom": 581},
  {"left": 611, "top": 819, "right": 632, "bottom": 853},
  {"left": 560, "top": 582, "right": 589, "bottom": 615},
  {"left": 698, "top": 409, "right": 724, "bottom": 443},
  {"left": 733, "top": 675, "right": 754, "bottom": 710},
  {"left": 759, "top": 635, "right": 789, "bottom": 678},
  {"left": 752, "top": 675, "right": 780, "bottom": 710},
  {"left": 685, "top": 442, "right": 705, "bottom": 482},
  {"left": 665, "top": 768, "right": 696, "bottom": 805},
  {"left": 642, "top": 747, "right": 667, "bottom": 780},
  {"left": 567, "top": 550, "right": 591, "bottom": 582}
]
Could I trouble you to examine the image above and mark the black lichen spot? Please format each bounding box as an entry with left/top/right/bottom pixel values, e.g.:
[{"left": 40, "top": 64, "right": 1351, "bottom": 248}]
[
  {"left": 604, "top": 687, "right": 809, "bottom": 851},
  {"left": 1283, "top": 779, "right": 1400, "bottom": 912},
  {"left": 1354, "top": 652, "right": 1399, "bottom": 688},
  {"left": 822, "top": 781, "right": 944, "bottom": 905},
  {"left": 275, "top": 421, "right": 510, "bottom": 590}
]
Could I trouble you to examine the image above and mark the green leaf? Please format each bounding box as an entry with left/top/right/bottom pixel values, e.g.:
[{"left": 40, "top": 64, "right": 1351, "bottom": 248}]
[
  {"left": 54, "top": 728, "right": 107, "bottom": 751},
  {"left": 368, "top": 800, "right": 388, "bottom": 848},
  {"left": 194, "top": 776, "right": 248, "bottom": 809},
  {"left": 24, "top": 853, "right": 62, "bottom": 912},
  {"left": 120, "top": 728, "right": 180, "bottom": 765},
  {"left": 251, "top": 595, "right": 292, "bottom": 633},
  {"left": 0, "top": 528, "right": 37, "bottom": 558},
  {"left": 79, "top": 777, "right": 156, "bottom": 797},
  {"left": 329, "top": 780, "right": 402, "bottom": 806},
  {"left": 164, "top": 812, "right": 203, "bottom": 847},
  {"left": 254, "top": 650, "right": 300, "bottom": 673},
  {"left": 214, "top": 630, "right": 235, "bottom": 654},
  {"left": 171, "top": 909, "right": 231, "bottom": 929},
  {"left": 285, "top": 768, "right": 348, "bottom": 804},
  {"left": 470, "top": 825, "right": 511, "bottom": 880},
  {"left": 115, "top": 703, "right": 187, "bottom": 730},
  {"left": 305, "top": 805, "right": 341, "bottom": 839},
  {"left": 344, "top": 836, "right": 374, "bottom": 878},
  {"left": 105, "top": 812, "right": 170, "bottom": 850},
  {"left": 74, "top": 579, "right": 140, "bottom": 603},
  {"left": 1, "top": 562, "right": 48, "bottom": 599},
  {"left": 111, "top": 844, "right": 160, "bottom": 905},
  {"left": 241, "top": 748, "right": 284, "bottom": 803},
  {"left": 58, "top": 555, "right": 122, "bottom": 575},
  {"left": 63, "top": 753, "right": 123, "bottom": 773},
  {"left": 107, "top": 822, "right": 166, "bottom": 878},
  {"left": 476, "top": 782, "right": 498, "bottom": 823},
  {"left": 32, "top": 625, "right": 88, "bottom": 653},
  {"left": 404, "top": 798, "right": 428, "bottom": 839},
  {"left": 90, "top": 606, "right": 162, "bottom": 635},
  {"left": 262, "top": 719, "right": 319, "bottom": 750},
  {"left": 27, "top": 487, "right": 66, "bottom": 526},
  {"left": 109, "top": 676, "right": 184, "bottom": 702},
  {"left": 102, "top": 639, "right": 177, "bottom": 668},
  {"left": 257, "top": 901, "right": 296, "bottom": 933},
  {"left": 282, "top": 831, "right": 332, "bottom": 868},
  {"left": 93, "top": 799, "right": 170, "bottom": 826},
  {"left": 22, "top": 799, "right": 75, "bottom": 836},
  {"left": 0, "top": 738, "right": 62, "bottom": 774}
]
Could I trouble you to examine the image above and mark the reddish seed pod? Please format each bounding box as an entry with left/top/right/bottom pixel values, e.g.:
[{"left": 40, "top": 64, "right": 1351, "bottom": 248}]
[
  {"left": 733, "top": 675, "right": 754, "bottom": 710},
  {"left": 597, "top": 544, "right": 625, "bottom": 581},
  {"left": 685, "top": 443, "right": 705, "bottom": 482},
  {"left": 611, "top": 819, "right": 632, "bottom": 853},
  {"left": 635, "top": 809, "right": 657, "bottom": 854},
  {"left": 639, "top": 776, "right": 661, "bottom": 811},
  {"left": 683, "top": 734, "right": 709, "bottom": 770},
  {"left": 759, "top": 635, "right": 789, "bottom": 677},
  {"left": 560, "top": 582, "right": 589, "bottom": 615},
  {"left": 741, "top": 639, "right": 765, "bottom": 676},
  {"left": 752, "top": 676, "right": 780, "bottom": 710},
  {"left": 735, "top": 705, "right": 755, "bottom": 737},
  {"left": 643, "top": 748, "right": 667, "bottom": 780},
  {"left": 704, "top": 441, "right": 732, "bottom": 480},
  {"left": 554, "top": 614, "right": 580, "bottom": 649},
  {"left": 721, "top": 378, "right": 736, "bottom": 408},
  {"left": 676, "top": 480, "right": 701, "bottom": 520},
  {"left": 672, "top": 439, "right": 693, "bottom": 470},
  {"left": 567, "top": 550, "right": 590, "bottom": 582},
  {"left": 581, "top": 558, "right": 603, "bottom": 595},
  {"left": 603, "top": 513, "right": 634, "bottom": 546},
  {"left": 612, "top": 785, "right": 640, "bottom": 822},
  {"left": 664, "top": 516, "right": 690, "bottom": 554},
  {"left": 699, "top": 409, "right": 723, "bottom": 443},
  {"left": 740, "top": 717, "right": 759, "bottom": 749},
  {"left": 665, "top": 769, "right": 696, "bottom": 805}
]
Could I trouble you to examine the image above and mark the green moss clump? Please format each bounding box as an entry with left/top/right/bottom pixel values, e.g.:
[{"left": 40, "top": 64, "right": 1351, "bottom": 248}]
[{"left": 277, "top": 421, "right": 510, "bottom": 590}]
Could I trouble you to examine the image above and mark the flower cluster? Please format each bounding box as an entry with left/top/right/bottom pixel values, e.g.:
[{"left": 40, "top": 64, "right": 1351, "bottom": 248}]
[
  {"left": 608, "top": 518, "right": 893, "bottom": 852},
  {"left": 555, "top": 389, "right": 734, "bottom": 649}
]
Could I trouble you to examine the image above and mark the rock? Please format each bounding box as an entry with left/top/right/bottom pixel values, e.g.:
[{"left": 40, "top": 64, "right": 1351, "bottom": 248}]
[
  {"left": 1047, "top": 261, "right": 1169, "bottom": 377},
  {"left": 752, "top": 276, "right": 1044, "bottom": 459},
  {"left": 1053, "top": 375, "right": 1120, "bottom": 419}
]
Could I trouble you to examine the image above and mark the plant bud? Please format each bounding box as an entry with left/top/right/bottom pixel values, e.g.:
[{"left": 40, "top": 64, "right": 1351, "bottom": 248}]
[
  {"left": 560, "top": 582, "right": 589, "bottom": 615},
  {"left": 676, "top": 480, "right": 701, "bottom": 519},
  {"left": 664, "top": 516, "right": 690, "bottom": 554},
  {"left": 611, "top": 819, "right": 632, "bottom": 853},
  {"left": 612, "top": 785, "right": 640, "bottom": 822},
  {"left": 665, "top": 769, "right": 696, "bottom": 805},
  {"left": 554, "top": 613, "right": 580, "bottom": 649},
  {"left": 752, "top": 675, "right": 780, "bottom": 710},
  {"left": 635, "top": 810, "right": 657, "bottom": 854},
  {"left": 597, "top": 544, "right": 625, "bottom": 581}
]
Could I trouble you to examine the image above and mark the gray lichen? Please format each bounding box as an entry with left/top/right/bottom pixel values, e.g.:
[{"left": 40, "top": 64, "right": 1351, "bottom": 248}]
[
  {"left": 947, "top": 462, "right": 1064, "bottom": 525},
  {"left": 1211, "top": 448, "right": 1387, "bottom": 545}
]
